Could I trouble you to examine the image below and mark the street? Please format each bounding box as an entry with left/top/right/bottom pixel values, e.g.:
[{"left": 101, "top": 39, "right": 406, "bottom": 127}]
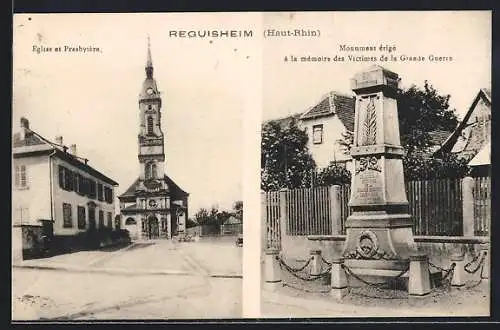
[{"left": 12, "top": 237, "right": 242, "bottom": 320}]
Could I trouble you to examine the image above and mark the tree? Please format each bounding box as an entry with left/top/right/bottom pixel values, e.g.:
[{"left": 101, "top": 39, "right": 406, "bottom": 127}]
[
  {"left": 397, "top": 81, "right": 459, "bottom": 155},
  {"left": 316, "top": 162, "right": 352, "bottom": 186},
  {"left": 232, "top": 200, "right": 243, "bottom": 221},
  {"left": 261, "top": 119, "right": 316, "bottom": 191},
  {"left": 194, "top": 208, "right": 210, "bottom": 226}
]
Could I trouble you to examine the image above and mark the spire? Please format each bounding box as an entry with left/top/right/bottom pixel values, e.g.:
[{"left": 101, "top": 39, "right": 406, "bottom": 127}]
[{"left": 146, "top": 35, "right": 153, "bottom": 78}]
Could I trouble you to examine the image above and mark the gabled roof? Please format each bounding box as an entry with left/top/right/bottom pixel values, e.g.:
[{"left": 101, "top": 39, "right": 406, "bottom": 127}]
[
  {"left": 118, "top": 175, "right": 189, "bottom": 201},
  {"left": 224, "top": 215, "right": 242, "bottom": 225},
  {"left": 13, "top": 128, "right": 119, "bottom": 186},
  {"left": 12, "top": 132, "right": 45, "bottom": 148},
  {"left": 428, "top": 130, "right": 452, "bottom": 146},
  {"left": 436, "top": 88, "right": 491, "bottom": 156},
  {"left": 300, "top": 91, "right": 356, "bottom": 131}
]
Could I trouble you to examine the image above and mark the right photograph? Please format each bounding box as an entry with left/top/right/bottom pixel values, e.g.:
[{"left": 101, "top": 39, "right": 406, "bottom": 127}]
[{"left": 260, "top": 11, "right": 491, "bottom": 318}]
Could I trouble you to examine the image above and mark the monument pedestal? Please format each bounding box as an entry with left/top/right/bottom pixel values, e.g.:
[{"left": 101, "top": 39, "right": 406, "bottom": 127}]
[{"left": 341, "top": 65, "right": 430, "bottom": 292}]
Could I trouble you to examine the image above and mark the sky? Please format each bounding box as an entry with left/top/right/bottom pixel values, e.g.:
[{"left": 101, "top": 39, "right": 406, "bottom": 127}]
[
  {"left": 262, "top": 11, "right": 491, "bottom": 121},
  {"left": 12, "top": 13, "right": 260, "bottom": 213}
]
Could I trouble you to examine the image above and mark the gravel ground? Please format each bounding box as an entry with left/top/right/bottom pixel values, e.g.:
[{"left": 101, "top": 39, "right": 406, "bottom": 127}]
[
  {"left": 261, "top": 257, "right": 490, "bottom": 318},
  {"left": 12, "top": 238, "right": 243, "bottom": 320}
]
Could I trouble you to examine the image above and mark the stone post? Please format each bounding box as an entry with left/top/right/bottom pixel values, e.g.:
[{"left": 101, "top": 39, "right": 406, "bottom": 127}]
[
  {"left": 310, "top": 249, "right": 322, "bottom": 276},
  {"left": 264, "top": 249, "right": 282, "bottom": 292},
  {"left": 408, "top": 253, "right": 431, "bottom": 296},
  {"left": 451, "top": 251, "right": 466, "bottom": 287},
  {"left": 329, "top": 185, "right": 342, "bottom": 235},
  {"left": 462, "top": 177, "right": 475, "bottom": 236},
  {"left": 330, "top": 257, "right": 348, "bottom": 300},
  {"left": 278, "top": 189, "right": 288, "bottom": 251}
]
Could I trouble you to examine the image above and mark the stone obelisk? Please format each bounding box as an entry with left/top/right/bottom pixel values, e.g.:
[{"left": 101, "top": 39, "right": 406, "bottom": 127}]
[{"left": 342, "top": 65, "right": 418, "bottom": 273}]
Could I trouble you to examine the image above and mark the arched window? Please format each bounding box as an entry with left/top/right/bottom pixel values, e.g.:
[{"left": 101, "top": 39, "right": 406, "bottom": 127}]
[
  {"left": 125, "top": 217, "right": 136, "bottom": 225},
  {"left": 145, "top": 162, "right": 157, "bottom": 180},
  {"left": 151, "top": 163, "right": 157, "bottom": 179},
  {"left": 147, "top": 116, "right": 154, "bottom": 135}
]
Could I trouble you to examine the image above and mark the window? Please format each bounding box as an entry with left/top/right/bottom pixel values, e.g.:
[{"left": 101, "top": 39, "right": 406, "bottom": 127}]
[
  {"left": 88, "top": 180, "right": 97, "bottom": 199},
  {"left": 74, "top": 173, "right": 80, "bottom": 194},
  {"left": 145, "top": 162, "right": 157, "bottom": 180},
  {"left": 77, "top": 206, "right": 86, "bottom": 229},
  {"left": 13, "top": 206, "right": 29, "bottom": 225},
  {"left": 58, "top": 165, "right": 74, "bottom": 191},
  {"left": 107, "top": 212, "right": 113, "bottom": 228},
  {"left": 98, "top": 210, "right": 104, "bottom": 228},
  {"left": 147, "top": 116, "right": 154, "bottom": 135},
  {"left": 63, "top": 203, "right": 73, "bottom": 228},
  {"left": 76, "top": 174, "right": 86, "bottom": 195},
  {"left": 312, "top": 124, "right": 323, "bottom": 144},
  {"left": 125, "top": 217, "right": 136, "bottom": 225},
  {"left": 104, "top": 186, "right": 113, "bottom": 204},
  {"left": 97, "top": 183, "right": 104, "bottom": 201},
  {"left": 151, "top": 164, "right": 157, "bottom": 179},
  {"left": 14, "top": 164, "right": 27, "bottom": 188}
]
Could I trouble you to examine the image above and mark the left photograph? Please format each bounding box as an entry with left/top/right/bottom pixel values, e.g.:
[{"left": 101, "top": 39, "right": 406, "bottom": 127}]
[{"left": 12, "top": 13, "right": 252, "bottom": 320}]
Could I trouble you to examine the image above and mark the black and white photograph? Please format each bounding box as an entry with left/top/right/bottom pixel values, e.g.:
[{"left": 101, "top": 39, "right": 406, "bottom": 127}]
[
  {"left": 260, "top": 11, "right": 491, "bottom": 318},
  {"left": 12, "top": 13, "right": 254, "bottom": 320}
]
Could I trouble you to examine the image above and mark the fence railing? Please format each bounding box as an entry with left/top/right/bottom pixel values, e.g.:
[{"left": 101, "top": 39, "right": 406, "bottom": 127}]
[
  {"left": 262, "top": 176, "right": 490, "bottom": 248},
  {"left": 405, "top": 178, "right": 463, "bottom": 236},
  {"left": 473, "top": 176, "right": 491, "bottom": 236}
]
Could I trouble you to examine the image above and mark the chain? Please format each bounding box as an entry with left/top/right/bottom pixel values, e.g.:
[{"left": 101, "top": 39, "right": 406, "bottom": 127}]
[
  {"left": 278, "top": 255, "right": 332, "bottom": 282},
  {"left": 276, "top": 255, "right": 312, "bottom": 273},
  {"left": 465, "top": 255, "right": 487, "bottom": 289},
  {"left": 321, "top": 255, "right": 332, "bottom": 266},
  {"left": 341, "top": 263, "right": 409, "bottom": 288},
  {"left": 465, "top": 251, "right": 487, "bottom": 274}
]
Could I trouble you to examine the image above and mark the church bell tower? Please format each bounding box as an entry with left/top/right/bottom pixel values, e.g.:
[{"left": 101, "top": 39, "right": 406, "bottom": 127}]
[{"left": 138, "top": 36, "right": 165, "bottom": 182}]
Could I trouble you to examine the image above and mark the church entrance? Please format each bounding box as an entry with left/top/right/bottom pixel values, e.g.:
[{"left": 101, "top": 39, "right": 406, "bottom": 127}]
[{"left": 147, "top": 216, "right": 159, "bottom": 239}]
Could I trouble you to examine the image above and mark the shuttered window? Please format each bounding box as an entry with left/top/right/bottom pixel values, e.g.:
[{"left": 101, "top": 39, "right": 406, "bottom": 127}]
[
  {"left": 77, "top": 206, "right": 86, "bottom": 229},
  {"left": 14, "top": 165, "right": 27, "bottom": 188},
  {"left": 97, "top": 183, "right": 104, "bottom": 201},
  {"left": 63, "top": 203, "right": 73, "bottom": 228}
]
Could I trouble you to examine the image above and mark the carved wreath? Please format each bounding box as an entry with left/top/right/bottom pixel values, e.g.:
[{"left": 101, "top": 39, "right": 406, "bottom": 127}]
[
  {"left": 343, "top": 230, "right": 397, "bottom": 260},
  {"left": 355, "top": 156, "right": 381, "bottom": 174}
]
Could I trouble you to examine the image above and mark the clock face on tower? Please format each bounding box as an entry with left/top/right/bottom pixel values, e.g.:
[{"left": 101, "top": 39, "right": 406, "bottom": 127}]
[
  {"left": 149, "top": 199, "right": 157, "bottom": 208},
  {"left": 146, "top": 88, "right": 154, "bottom": 95}
]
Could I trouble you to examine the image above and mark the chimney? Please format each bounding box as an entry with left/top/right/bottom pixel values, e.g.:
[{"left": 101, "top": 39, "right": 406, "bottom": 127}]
[
  {"left": 70, "top": 144, "right": 77, "bottom": 156},
  {"left": 55, "top": 136, "right": 63, "bottom": 145},
  {"left": 20, "top": 117, "right": 30, "bottom": 140}
]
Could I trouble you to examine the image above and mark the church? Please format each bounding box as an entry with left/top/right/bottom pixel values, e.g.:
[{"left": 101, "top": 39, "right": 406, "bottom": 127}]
[{"left": 119, "top": 38, "right": 189, "bottom": 240}]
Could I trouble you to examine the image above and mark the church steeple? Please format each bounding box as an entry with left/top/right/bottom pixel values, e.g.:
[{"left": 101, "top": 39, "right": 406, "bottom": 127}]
[{"left": 146, "top": 35, "right": 153, "bottom": 78}]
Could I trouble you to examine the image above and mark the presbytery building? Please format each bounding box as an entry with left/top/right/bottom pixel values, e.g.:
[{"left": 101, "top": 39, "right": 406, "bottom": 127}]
[
  {"left": 119, "top": 38, "right": 189, "bottom": 240},
  {"left": 12, "top": 117, "right": 119, "bottom": 237}
]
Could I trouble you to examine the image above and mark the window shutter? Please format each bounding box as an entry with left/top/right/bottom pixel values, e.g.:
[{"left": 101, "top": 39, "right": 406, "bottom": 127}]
[{"left": 58, "top": 166, "right": 64, "bottom": 189}]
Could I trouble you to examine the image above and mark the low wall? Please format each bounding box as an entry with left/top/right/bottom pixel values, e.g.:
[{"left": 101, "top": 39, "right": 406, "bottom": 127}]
[{"left": 277, "top": 235, "right": 490, "bottom": 278}]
